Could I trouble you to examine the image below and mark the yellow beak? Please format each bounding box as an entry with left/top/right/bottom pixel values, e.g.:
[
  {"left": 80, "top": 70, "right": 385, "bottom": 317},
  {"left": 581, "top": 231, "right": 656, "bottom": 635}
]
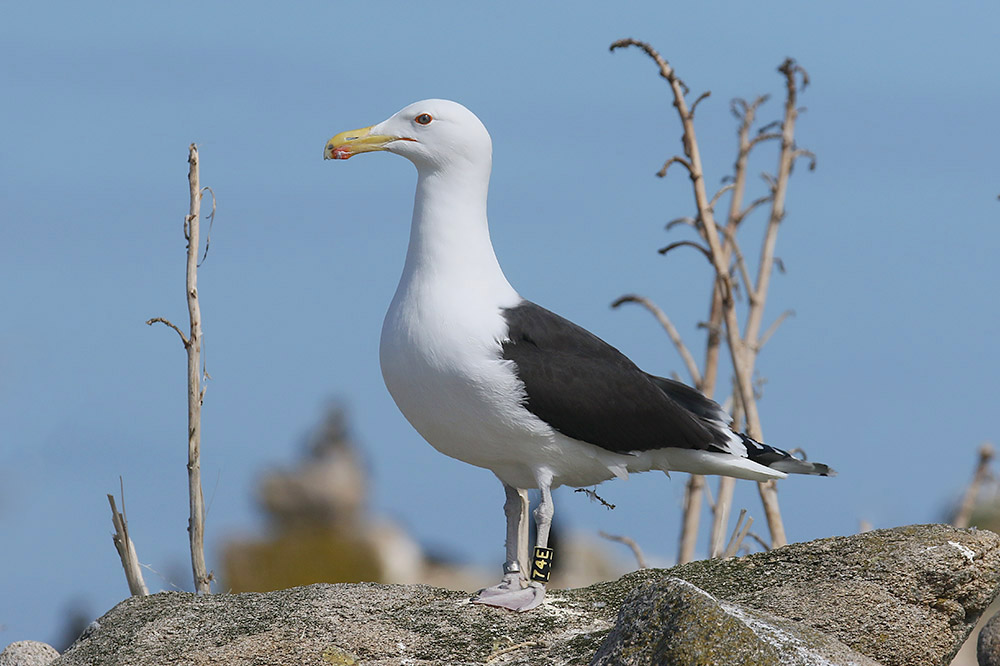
[{"left": 324, "top": 125, "right": 404, "bottom": 160}]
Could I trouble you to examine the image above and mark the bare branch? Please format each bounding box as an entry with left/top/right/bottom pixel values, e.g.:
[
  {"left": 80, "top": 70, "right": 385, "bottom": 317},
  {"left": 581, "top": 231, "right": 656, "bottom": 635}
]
[
  {"left": 614, "top": 43, "right": 817, "bottom": 551},
  {"left": 730, "top": 98, "right": 748, "bottom": 120},
  {"left": 757, "top": 120, "right": 781, "bottom": 135},
  {"left": 666, "top": 216, "right": 697, "bottom": 231},
  {"left": 747, "top": 531, "right": 771, "bottom": 551},
  {"left": 756, "top": 309, "right": 795, "bottom": 350},
  {"left": 756, "top": 480, "right": 784, "bottom": 548},
  {"left": 610, "top": 38, "right": 690, "bottom": 95},
  {"left": 953, "top": 443, "right": 996, "bottom": 528},
  {"left": 574, "top": 487, "right": 616, "bottom": 510},
  {"left": 761, "top": 171, "right": 778, "bottom": 192},
  {"left": 658, "top": 240, "right": 712, "bottom": 262},
  {"left": 780, "top": 57, "right": 810, "bottom": 90},
  {"left": 146, "top": 317, "right": 189, "bottom": 347},
  {"left": 749, "top": 132, "right": 782, "bottom": 149},
  {"left": 702, "top": 476, "right": 716, "bottom": 511},
  {"left": 710, "top": 476, "right": 736, "bottom": 558},
  {"left": 732, "top": 95, "right": 770, "bottom": 119},
  {"left": 677, "top": 474, "right": 706, "bottom": 564},
  {"left": 710, "top": 386, "right": 741, "bottom": 558},
  {"left": 198, "top": 186, "right": 217, "bottom": 266},
  {"left": 612, "top": 39, "right": 754, "bottom": 424},
  {"left": 184, "top": 144, "right": 211, "bottom": 594},
  {"left": 792, "top": 148, "right": 817, "bottom": 171},
  {"left": 709, "top": 183, "right": 736, "bottom": 211},
  {"left": 599, "top": 531, "right": 648, "bottom": 569},
  {"left": 738, "top": 72, "right": 806, "bottom": 565},
  {"left": 722, "top": 509, "right": 754, "bottom": 558},
  {"left": 612, "top": 294, "right": 702, "bottom": 387},
  {"left": 721, "top": 228, "right": 754, "bottom": 302},
  {"left": 734, "top": 193, "right": 774, "bottom": 226},
  {"left": 744, "top": 54, "right": 809, "bottom": 349},
  {"left": 657, "top": 155, "right": 693, "bottom": 178},
  {"left": 689, "top": 90, "right": 711, "bottom": 116},
  {"left": 108, "top": 484, "right": 149, "bottom": 596}
]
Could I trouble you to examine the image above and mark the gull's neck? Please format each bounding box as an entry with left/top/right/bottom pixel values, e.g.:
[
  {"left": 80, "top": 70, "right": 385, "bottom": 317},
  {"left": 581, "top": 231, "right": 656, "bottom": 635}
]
[{"left": 397, "top": 165, "right": 518, "bottom": 303}]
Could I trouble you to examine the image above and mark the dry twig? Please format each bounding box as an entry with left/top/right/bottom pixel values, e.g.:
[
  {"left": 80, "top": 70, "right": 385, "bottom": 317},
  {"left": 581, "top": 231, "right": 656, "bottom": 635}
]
[
  {"left": 148, "top": 144, "right": 212, "bottom": 593},
  {"left": 599, "top": 531, "right": 648, "bottom": 569},
  {"left": 108, "top": 482, "right": 148, "bottom": 596},
  {"left": 953, "top": 443, "right": 996, "bottom": 528},
  {"left": 611, "top": 41, "right": 815, "bottom": 556},
  {"left": 611, "top": 294, "right": 701, "bottom": 387},
  {"left": 722, "top": 509, "right": 754, "bottom": 558},
  {"left": 574, "top": 487, "right": 616, "bottom": 510}
]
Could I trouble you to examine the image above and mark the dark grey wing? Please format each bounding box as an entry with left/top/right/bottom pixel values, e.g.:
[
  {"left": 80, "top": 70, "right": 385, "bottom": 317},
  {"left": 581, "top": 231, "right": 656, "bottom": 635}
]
[
  {"left": 500, "top": 301, "right": 713, "bottom": 453},
  {"left": 649, "top": 374, "right": 836, "bottom": 476},
  {"left": 645, "top": 375, "right": 732, "bottom": 425}
]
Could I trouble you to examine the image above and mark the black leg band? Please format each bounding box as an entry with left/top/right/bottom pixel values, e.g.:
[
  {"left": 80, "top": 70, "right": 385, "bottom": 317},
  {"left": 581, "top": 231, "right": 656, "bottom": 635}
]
[{"left": 530, "top": 547, "right": 554, "bottom": 582}]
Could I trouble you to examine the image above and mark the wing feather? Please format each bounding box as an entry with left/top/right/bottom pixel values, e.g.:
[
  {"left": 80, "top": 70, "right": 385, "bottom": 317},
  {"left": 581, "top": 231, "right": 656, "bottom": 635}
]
[{"left": 500, "top": 302, "right": 713, "bottom": 453}]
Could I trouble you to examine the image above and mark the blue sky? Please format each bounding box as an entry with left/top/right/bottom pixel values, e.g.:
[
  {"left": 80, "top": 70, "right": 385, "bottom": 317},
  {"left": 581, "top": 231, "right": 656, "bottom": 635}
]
[{"left": 2, "top": 0, "right": 998, "bottom": 647}]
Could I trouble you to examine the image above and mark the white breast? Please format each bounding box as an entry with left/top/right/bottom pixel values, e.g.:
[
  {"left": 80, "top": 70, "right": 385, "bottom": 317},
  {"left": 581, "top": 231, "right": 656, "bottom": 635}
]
[{"left": 379, "top": 267, "right": 540, "bottom": 468}]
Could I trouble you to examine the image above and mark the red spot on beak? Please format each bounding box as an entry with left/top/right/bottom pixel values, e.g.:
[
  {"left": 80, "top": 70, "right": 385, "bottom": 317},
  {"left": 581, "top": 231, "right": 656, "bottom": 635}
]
[{"left": 332, "top": 147, "right": 352, "bottom": 159}]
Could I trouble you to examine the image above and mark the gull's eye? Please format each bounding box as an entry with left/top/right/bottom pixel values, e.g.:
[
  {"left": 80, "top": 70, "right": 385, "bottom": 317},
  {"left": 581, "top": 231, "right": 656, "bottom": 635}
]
[{"left": 415, "top": 113, "right": 433, "bottom": 125}]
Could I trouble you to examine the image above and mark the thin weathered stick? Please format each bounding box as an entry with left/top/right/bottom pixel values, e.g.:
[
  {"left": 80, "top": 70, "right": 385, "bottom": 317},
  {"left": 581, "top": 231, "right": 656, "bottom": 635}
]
[
  {"left": 677, "top": 473, "right": 706, "bottom": 563},
  {"left": 574, "top": 487, "right": 616, "bottom": 510},
  {"left": 599, "top": 531, "right": 648, "bottom": 569},
  {"left": 613, "top": 41, "right": 734, "bottom": 564},
  {"left": 721, "top": 227, "right": 755, "bottom": 301},
  {"left": 953, "top": 443, "right": 996, "bottom": 528},
  {"left": 741, "top": 60, "right": 809, "bottom": 549},
  {"left": 612, "top": 41, "right": 813, "bottom": 557},
  {"left": 722, "top": 509, "right": 754, "bottom": 558},
  {"left": 709, "top": 183, "right": 736, "bottom": 212},
  {"left": 666, "top": 216, "right": 697, "bottom": 231},
  {"left": 658, "top": 239, "right": 713, "bottom": 262},
  {"left": 658, "top": 155, "right": 694, "bottom": 178},
  {"left": 145, "top": 317, "right": 188, "bottom": 345},
  {"left": 151, "top": 145, "right": 212, "bottom": 593},
  {"left": 709, "top": 477, "right": 736, "bottom": 557},
  {"left": 742, "top": 60, "right": 803, "bottom": 349},
  {"left": 725, "top": 98, "right": 764, "bottom": 234},
  {"left": 610, "top": 38, "right": 761, "bottom": 448},
  {"left": 710, "top": 380, "right": 743, "bottom": 558},
  {"left": 756, "top": 309, "right": 795, "bottom": 351},
  {"left": 611, "top": 294, "right": 702, "bottom": 387},
  {"left": 108, "top": 488, "right": 148, "bottom": 596},
  {"left": 747, "top": 531, "right": 771, "bottom": 551},
  {"left": 184, "top": 144, "right": 211, "bottom": 593}
]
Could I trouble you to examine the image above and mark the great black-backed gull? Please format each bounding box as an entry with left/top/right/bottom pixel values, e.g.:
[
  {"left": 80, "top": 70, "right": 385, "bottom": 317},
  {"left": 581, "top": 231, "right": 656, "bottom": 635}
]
[{"left": 324, "top": 99, "right": 833, "bottom": 611}]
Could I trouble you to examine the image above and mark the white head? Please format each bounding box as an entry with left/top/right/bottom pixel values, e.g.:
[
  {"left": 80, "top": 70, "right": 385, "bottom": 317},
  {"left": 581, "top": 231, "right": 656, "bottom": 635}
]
[{"left": 324, "top": 99, "right": 492, "bottom": 174}]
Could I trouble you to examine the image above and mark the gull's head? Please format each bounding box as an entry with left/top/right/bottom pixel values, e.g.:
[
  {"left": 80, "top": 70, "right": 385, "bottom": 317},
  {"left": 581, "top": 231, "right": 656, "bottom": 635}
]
[{"left": 324, "top": 99, "right": 492, "bottom": 172}]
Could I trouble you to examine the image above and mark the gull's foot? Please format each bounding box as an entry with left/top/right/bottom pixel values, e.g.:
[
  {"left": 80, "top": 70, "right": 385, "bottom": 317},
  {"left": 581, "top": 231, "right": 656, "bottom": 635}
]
[{"left": 471, "top": 572, "right": 545, "bottom": 612}]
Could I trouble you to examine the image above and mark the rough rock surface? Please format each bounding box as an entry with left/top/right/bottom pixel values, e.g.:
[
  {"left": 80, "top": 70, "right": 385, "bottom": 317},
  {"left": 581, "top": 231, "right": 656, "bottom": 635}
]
[
  {"left": 979, "top": 609, "right": 1000, "bottom": 666},
  {"left": 663, "top": 523, "right": 1000, "bottom": 666},
  {"left": 36, "top": 524, "right": 1000, "bottom": 666},
  {"left": 0, "top": 641, "right": 60, "bottom": 666},
  {"left": 590, "top": 577, "right": 880, "bottom": 665}
]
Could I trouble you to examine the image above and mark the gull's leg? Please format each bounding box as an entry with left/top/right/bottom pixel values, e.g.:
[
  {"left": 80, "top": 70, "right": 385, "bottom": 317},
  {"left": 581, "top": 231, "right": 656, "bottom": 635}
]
[
  {"left": 527, "top": 474, "right": 555, "bottom": 584},
  {"left": 472, "top": 482, "right": 545, "bottom": 611},
  {"left": 533, "top": 476, "right": 554, "bottom": 549},
  {"left": 515, "top": 486, "right": 530, "bottom": 573}
]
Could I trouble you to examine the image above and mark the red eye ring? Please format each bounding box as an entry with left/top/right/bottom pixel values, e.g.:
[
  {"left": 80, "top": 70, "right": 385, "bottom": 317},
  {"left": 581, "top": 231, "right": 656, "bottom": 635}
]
[{"left": 415, "top": 113, "right": 433, "bottom": 125}]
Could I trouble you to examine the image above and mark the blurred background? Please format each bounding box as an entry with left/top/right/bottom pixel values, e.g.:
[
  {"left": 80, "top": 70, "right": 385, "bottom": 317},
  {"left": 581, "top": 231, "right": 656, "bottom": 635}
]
[{"left": 2, "top": 0, "right": 998, "bottom": 657}]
